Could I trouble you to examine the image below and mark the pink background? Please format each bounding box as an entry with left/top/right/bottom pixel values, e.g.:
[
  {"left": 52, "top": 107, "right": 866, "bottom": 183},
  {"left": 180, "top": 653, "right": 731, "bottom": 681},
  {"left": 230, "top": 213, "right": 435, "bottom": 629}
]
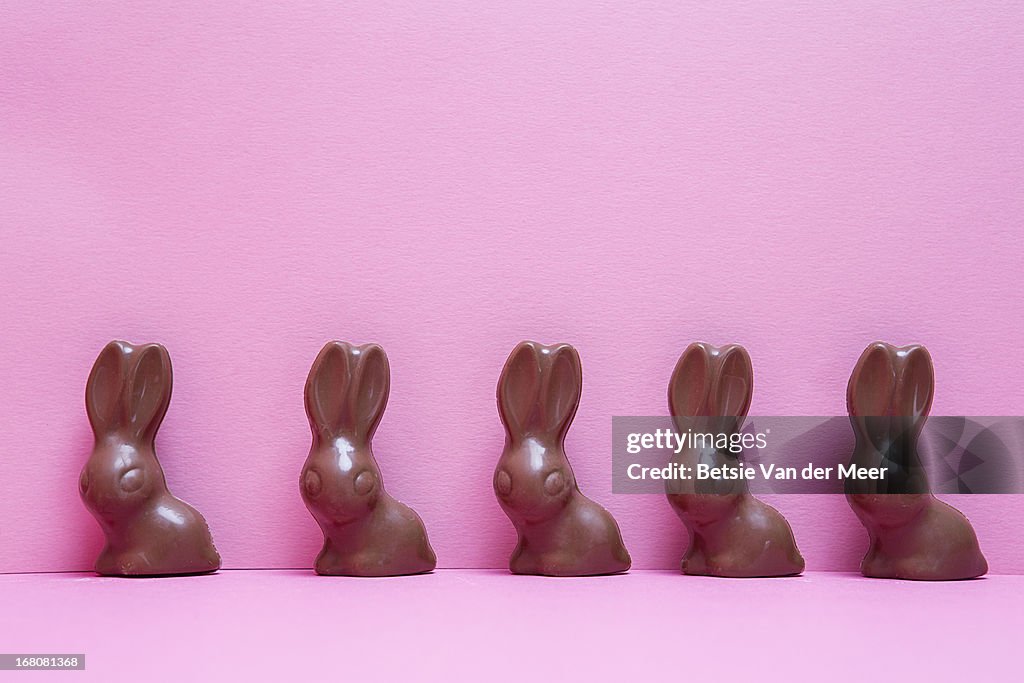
[{"left": 1, "top": 2, "right": 1022, "bottom": 574}]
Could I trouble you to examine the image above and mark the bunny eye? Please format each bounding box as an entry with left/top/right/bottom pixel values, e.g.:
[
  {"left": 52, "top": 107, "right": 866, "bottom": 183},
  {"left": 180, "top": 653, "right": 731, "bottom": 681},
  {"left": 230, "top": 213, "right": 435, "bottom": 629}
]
[
  {"left": 494, "top": 470, "right": 512, "bottom": 496},
  {"left": 303, "top": 470, "right": 322, "bottom": 497},
  {"left": 544, "top": 470, "right": 566, "bottom": 496},
  {"left": 79, "top": 469, "right": 90, "bottom": 493},
  {"left": 354, "top": 471, "right": 375, "bottom": 496},
  {"left": 119, "top": 467, "right": 144, "bottom": 493}
]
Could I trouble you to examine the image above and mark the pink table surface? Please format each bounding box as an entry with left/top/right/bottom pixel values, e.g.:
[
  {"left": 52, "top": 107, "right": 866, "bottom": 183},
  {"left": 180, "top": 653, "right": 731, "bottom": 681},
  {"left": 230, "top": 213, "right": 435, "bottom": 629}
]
[{"left": 1, "top": 569, "right": 1019, "bottom": 681}]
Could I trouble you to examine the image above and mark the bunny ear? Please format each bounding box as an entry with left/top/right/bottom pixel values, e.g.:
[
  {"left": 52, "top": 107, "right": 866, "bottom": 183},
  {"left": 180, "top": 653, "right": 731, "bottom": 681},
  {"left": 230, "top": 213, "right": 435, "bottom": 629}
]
[
  {"left": 894, "top": 345, "right": 934, "bottom": 419},
  {"left": 848, "top": 342, "right": 896, "bottom": 417},
  {"left": 352, "top": 344, "right": 390, "bottom": 440},
  {"left": 86, "top": 341, "right": 127, "bottom": 436},
  {"left": 713, "top": 345, "right": 753, "bottom": 418},
  {"left": 128, "top": 344, "right": 172, "bottom": 442},
  {"left": 668, "top": 343, "right": 712, "bottom": 417},
  {"left": 497, "top": 341, "right": 541, "bottom": 438},
  {"left": 540, "top": 344, "right": 582, "bottom": 439},
  {"left": 305, "top": 341, "right": 354, "bottom": 438}
]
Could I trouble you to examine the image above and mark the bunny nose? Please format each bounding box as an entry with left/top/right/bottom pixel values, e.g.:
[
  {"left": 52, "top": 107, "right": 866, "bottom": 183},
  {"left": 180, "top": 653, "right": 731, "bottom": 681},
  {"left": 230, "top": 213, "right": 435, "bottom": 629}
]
[{"left": 495, "top": 470, "right": 512, "bottom": 496}]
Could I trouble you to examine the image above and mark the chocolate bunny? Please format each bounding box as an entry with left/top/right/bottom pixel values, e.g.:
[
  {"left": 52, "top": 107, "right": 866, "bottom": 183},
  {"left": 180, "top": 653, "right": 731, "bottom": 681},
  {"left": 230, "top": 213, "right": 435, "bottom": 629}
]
[
  {"left": 666, "top": 342, "right": 804, "bottom": 577},
  {"left": 494, "top": 341, "right": 630, "bottom": 576},
  {"left": 300, "top": 341, "right": 436, "bottom": 576},
  {"left": 80, "top": 341, "right": 220, "bottom": 576},
  {"left": 846, "top": 342, "right": 987, "bottom": 579}
]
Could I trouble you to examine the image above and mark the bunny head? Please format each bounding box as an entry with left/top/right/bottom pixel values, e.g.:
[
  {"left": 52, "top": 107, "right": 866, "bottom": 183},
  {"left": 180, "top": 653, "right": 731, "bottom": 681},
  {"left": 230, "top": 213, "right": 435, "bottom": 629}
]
[
  {"left": 494, "top": 341, "right": 582, "bottom": 524},
  {"left": 667, "top": 342, "right": 753, "bottom": 519},
  {"left": 847, "top": 342, "right": 934, "bottom": 523},
  {"left": 81, "top": 340, "right": 172, "bottom": 518},
  {"left": 301, "top": 341, "right": 390, "bottom": 524},
  {"left": 848, "top": 341, "right": 934, "bottom": 445},
  {"left": 669, "top": 342, "right": 753, "bottom": 434}
]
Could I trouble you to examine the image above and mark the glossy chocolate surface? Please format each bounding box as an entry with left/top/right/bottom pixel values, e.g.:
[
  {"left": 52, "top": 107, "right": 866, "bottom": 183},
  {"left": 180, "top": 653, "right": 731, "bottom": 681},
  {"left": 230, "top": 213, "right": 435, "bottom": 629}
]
[
  {"left": 494, "top": 341, "right": 630, "bottom": 576},
  {"left": 846, "top": 342, "right": 987, "bottom": 580},
  {"left": 301, "top": 341, "right": 436, "bottom": 576},
  {"left": 80, "top": 341, "right": 220, "bottom": 576},
  {"left": 666, "top": 342, "right": 804, "bottom": 577}
]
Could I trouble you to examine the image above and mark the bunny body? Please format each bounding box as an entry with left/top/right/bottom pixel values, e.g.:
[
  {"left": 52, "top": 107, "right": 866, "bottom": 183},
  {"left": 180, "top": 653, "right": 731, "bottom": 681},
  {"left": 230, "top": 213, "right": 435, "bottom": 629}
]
[
  {"left": 666, "top": 343, "right": 803, "bottom": 577},
  {"left": 670, "top": 493, "right": 804, "bottom": 577},
  {"left": 80, "top": 341, "right": 220, "bottom": 576},
  {"left": 494, "top": 341, "right": 630, "bottom": 576},
  {"left": 846, "top": 342, "right": 987, "bottom": 580},
  {"left": 301, "top": 341, "right": 435, "bottom": 576}
]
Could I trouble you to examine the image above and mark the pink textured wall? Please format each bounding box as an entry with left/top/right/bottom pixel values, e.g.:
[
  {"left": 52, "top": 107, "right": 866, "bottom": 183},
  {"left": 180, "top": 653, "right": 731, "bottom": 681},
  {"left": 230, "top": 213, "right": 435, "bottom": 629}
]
[{"left": 1, "top": 2, "right": 1022, "bottom": 573}]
